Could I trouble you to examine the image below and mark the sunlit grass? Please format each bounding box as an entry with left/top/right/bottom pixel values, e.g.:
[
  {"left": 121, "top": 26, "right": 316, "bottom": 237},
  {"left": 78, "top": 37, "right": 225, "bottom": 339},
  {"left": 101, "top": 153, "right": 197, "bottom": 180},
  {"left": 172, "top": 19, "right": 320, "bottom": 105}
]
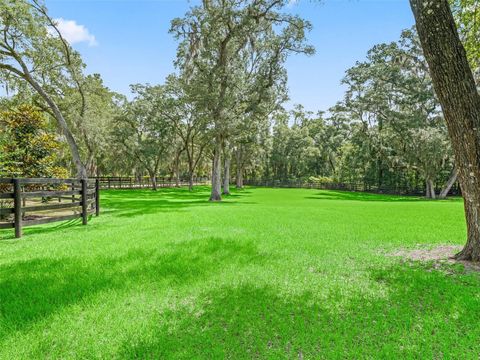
[{"left": 0, "top": 187, "right": 478, "bottom": 358}]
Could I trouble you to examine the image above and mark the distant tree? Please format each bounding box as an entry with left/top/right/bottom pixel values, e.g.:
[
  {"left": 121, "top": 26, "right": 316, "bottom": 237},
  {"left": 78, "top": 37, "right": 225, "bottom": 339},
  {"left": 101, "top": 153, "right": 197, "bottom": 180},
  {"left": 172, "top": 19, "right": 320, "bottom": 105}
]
[
  {"left": 232, "top": 107, "right": 273, "bottom": 189},
  {"left": 171, "top": 0, "right": 313, "bottom": 201},
  {"left": 60, "top": 74, "right": 124, "bottom": 176},
  {"left": 163, "top": 75, "right": 210, "bottom": 191},
  {"left": 334, "top": 30, "right": 454, "bottom": 197},
  {"left": 269, "top": 108, "right": 319, "bottom": 180},
  {"left": 114, "top": 84, "right": 174, "bottom": 190}
]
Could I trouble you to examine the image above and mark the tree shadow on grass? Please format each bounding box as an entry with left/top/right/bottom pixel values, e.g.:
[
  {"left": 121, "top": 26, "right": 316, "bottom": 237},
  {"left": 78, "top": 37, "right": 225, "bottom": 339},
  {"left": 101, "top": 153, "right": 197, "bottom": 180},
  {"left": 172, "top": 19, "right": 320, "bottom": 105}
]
[
  {"left": 305, "top": 190, "right": 453, "bottom": 202},
  {"left": 0, "top": 237, "right": 265, "bottom": 339},
  {"left": 0, "top": 217, "right": 85, "bottom": 240},
  {"left": 100, "top": 188, "right": 256, "bottom": 218},
  {"left": 119, "top": 262, "right": 480, "bottom": 359},
  {"left": 0, "top": 188, "right": 255, "bottom": 239}
]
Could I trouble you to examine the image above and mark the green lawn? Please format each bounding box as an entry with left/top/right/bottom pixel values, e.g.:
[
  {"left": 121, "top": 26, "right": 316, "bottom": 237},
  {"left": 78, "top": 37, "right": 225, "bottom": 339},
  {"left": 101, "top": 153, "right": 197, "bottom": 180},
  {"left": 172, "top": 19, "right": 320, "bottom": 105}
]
[{"left": 1, "top": 187, "right": 478, "bottom": 359}]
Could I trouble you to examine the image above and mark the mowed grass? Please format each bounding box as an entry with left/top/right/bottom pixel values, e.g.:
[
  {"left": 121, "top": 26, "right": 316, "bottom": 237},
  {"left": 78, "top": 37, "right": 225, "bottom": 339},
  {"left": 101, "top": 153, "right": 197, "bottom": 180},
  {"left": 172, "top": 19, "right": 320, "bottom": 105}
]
[{"left": 0, "top": 187, "right": 479, "bottom": 359}]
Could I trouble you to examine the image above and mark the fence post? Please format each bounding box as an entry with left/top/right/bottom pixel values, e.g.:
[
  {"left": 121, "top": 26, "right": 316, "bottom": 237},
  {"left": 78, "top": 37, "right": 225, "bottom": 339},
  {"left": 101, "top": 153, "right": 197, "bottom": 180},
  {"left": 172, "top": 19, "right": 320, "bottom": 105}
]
[
  {"left": 13, "top": 178, "right": 22, "bottom": 238},
  {"left": 81, "top": 179, "right": 88, "bottom": 225},
  {"left": 95, "top": 179, "right": 100, "bottom": 217}
]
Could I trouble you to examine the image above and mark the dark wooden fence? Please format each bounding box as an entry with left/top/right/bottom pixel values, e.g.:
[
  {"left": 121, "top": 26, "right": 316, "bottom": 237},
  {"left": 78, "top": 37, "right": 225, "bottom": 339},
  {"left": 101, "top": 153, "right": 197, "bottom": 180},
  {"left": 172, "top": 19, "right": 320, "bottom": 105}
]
[
  {"left": 243, "top": 178, "right": 461, "bottom": 196},
  {"left": 0, "top": 178, "right": 99, "bottom": 238},
  {"left": 94, "top": 176, "right": 209, "bottom": 190}
]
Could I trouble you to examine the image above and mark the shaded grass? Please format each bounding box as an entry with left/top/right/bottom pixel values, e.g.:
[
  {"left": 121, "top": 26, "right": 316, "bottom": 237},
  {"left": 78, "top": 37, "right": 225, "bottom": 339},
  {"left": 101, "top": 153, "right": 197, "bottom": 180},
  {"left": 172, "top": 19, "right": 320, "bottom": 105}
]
[{"left": 0, "top": 187, "right": 478, "bottom": 358}]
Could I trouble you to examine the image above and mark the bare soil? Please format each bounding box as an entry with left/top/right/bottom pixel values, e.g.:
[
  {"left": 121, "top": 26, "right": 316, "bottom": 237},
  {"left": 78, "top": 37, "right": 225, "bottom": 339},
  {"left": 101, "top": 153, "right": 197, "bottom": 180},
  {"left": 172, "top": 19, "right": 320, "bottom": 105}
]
[{"left": 389, "top": 245, "right": 480, "bottom": 272}]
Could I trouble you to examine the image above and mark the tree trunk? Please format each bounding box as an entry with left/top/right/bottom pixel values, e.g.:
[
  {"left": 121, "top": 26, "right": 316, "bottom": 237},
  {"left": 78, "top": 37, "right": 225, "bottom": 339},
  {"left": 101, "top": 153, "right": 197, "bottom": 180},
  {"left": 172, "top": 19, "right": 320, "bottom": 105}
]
[
  {"left": 428, "top": 179, "right": 436, "bottom": 199},
  {"left": 175, "top": 172, "right": 180, "bottom": 187},
  {"left": 86, "top": 153, "right": 96, "bottom": 177},
  {"left": 425, "top": 179, "right": 431, "bottom": 198},
  {"left": 21, "top": 69, "right": 87, "bottom": 179},
  {"left": 236, "top": 166, "right": 244, "bottom": 189},
  {"left": 439, "top": 168, "right": 458, "bottom": 199},
  {"left": 189, "top": 172, "right": 194, "bottom": 191},
  {"left": 235, "top": 147, "right": 244, "bottom": 189},
  {"left": 174, "top": 159, "right": 180, "bottom": 187},
  {"left": 410, "top": 0, "right": 480, "bottom": 261},
  {"left": 210, "top": 137, "right": 222, "bottom": 201},
  {"left": 174, "top": 150, "right": 182, "bottom": 187},
  {"left": 148, "top": 171, "right": 157, "bottom": 191},
  {"left": 222, "top": 147, "right": 231, "bottom": 195}
]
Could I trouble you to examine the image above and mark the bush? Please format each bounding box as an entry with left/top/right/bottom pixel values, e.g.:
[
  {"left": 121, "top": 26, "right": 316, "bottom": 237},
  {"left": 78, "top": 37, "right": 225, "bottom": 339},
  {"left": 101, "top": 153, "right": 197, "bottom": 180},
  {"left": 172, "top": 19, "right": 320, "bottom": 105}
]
[{"left": 307, "top": 176, "right": 334, "bottom": 185}]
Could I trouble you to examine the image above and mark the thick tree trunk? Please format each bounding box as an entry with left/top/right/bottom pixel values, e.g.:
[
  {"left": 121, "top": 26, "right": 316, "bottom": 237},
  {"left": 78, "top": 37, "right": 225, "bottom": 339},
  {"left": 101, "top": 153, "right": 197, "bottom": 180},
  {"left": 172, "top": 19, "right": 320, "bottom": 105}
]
[
  {"left": 425, "top": 179, "right": 431, "bottom": 198},
  {"left": 439, "top": 168, "right": 458, "bottom": 199},
  {"left": 210, "top": 137, "right": 222, "bottom": 201},
  {"left": 86, "top": 153, "right": 97, "bottom": 177},
  {"left": 410, "top": 0, "right": 480, "bottom": 260},
  {"left": 428, "top": 179, "right": 436, "bottom": 199},
  {"left": 222, "top": 147, "right": 231, "bottom": 195},
  {"left": 457, "top": 200, "right": 480, "bottom": 260}
]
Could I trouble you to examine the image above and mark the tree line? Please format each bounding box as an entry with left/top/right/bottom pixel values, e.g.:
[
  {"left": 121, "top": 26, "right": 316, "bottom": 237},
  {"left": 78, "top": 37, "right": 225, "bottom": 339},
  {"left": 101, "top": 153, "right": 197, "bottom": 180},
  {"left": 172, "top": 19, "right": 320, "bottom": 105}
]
[
  {"left": 2, "top": 1, "right": 475, "bottom": 198},
  {"left": 0, "top": 1, "right": 479, "bottom": 257}
]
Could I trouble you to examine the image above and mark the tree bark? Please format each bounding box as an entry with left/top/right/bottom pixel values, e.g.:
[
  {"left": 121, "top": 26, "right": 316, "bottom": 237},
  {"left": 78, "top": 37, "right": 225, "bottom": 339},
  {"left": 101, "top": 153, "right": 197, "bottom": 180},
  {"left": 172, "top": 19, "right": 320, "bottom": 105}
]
[
  {"left": 222, "top": 146, "right": 231, "bottom": 195},
  {"left": 236, "top": 166, "right": 244, "bottom": 189},
  {"left": 189, "top": 173, "right": 195, "bottom": 191},
  {"left": 428, "top": 179, "right": 436, "bottom": 199},
  {"left": 173, "top": 148, "right": 183, "bottom": 187},
  {"left": 439, "top": 168, "right": 458, "bottom": 199},
  {"left": 410, "top": 0, "right": 480, "bottom": 260},
  {"left": 210, "top": 137, "right": 222, "bottom": 201},
  {"left": 148, "top": 171, "right": 157, "bottom": 191},
  {"left": 425, "top": 179, "right": 431, "bottom": 199},
  {"left": 235, "top": 146, "right": 244, "bottom": 189}
]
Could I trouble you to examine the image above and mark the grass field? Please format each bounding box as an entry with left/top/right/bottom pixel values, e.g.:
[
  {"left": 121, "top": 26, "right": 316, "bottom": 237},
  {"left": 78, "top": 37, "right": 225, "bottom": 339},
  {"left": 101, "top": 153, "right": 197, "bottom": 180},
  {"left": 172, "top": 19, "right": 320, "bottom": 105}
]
[{"left": 1, "top": 187, "right": 479, "bottom": 359}]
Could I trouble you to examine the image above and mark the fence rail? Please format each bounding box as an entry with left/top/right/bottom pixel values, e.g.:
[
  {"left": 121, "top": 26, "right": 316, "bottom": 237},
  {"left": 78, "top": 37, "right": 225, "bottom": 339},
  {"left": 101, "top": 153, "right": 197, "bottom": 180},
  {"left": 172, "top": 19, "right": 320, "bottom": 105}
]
[
  {"left": 94, "top": 176, "right": 210, "bottom": 190},
  {"left": 243, "top": 179, "right": 461, "bottom": 196},
  {"left": 0, "top": 178, "right": 100, "bottom": 238}
]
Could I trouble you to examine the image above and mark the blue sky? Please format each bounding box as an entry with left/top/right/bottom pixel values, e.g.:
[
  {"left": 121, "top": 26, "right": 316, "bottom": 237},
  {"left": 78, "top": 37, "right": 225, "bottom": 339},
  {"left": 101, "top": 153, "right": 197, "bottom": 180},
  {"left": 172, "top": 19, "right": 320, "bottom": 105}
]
[{"left": 45, "top": 0, "right": 415, "bottom": 112}]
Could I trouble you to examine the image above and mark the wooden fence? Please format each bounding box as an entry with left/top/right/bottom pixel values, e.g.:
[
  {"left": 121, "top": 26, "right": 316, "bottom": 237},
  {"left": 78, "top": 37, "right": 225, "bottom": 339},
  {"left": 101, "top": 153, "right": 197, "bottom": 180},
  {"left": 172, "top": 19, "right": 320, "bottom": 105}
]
[
  {"left": 0, "top": 178, "right": 99, "bottom": 238},
  {"left": 243, "top": 178, "right": 461, "bottom": 196},
  {"left": 94, "top": 176, "right": 209, "bottom": 190}
]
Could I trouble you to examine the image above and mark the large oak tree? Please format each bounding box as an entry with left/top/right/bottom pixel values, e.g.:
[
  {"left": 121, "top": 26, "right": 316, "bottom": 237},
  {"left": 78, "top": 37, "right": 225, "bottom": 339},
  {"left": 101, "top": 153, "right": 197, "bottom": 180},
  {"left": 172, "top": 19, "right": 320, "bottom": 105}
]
[{"left": 410, "top": 0, "right": 480, "bottom": 260}]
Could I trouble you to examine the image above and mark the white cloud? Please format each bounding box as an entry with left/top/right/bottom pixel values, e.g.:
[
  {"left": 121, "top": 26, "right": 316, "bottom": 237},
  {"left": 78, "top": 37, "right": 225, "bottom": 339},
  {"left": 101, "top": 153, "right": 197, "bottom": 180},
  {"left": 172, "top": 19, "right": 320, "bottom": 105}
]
[{"left": 53, "top": 18, "right": 98, "bottom": 47}]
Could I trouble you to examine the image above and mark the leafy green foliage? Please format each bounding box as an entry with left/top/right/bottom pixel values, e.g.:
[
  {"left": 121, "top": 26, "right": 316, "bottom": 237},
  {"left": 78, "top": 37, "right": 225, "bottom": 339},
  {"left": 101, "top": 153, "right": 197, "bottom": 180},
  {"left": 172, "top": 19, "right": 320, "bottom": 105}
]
[
  {"left": 451, "top": 0, "right": 480, "bottom": 76},
  {"left": 0, "top": 0, "right": 84, "bottom": 92},
  {"left": 171, "top": 0, "right": 314, "bottom": 199},
  {"left": 113, "top": 85, "right": 175, "bottom": 187},
  {"left": 59, "top": 74, "right": 124, "bottom": 175},
  {"left": 0, "top": 104, "right": 68, "bottom": 178},
  {"left": 256, "top": 30, "right": 454, "bottom": 197}
]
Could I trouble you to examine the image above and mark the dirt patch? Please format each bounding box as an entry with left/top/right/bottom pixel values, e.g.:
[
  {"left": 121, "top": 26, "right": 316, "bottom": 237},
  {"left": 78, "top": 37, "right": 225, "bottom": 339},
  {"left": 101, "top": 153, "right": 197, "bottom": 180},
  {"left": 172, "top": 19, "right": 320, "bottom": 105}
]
[
  {"left": 389, "top": 245, "right": 480, "bottom": 273},
  {"left": 391, "top": 245, "right": 462, "bottom": 261}
]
